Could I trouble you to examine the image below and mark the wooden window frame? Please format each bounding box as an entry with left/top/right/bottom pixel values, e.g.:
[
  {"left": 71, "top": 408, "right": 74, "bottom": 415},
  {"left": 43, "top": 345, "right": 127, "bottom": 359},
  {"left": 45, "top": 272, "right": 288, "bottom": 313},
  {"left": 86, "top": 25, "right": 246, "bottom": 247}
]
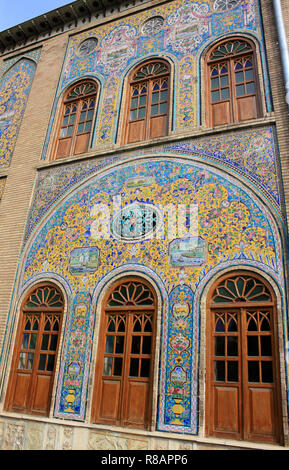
[
  {"left": 122, "top": 59, "right": 171, "bottom": 145},
  {"left": 5, "top": 283, "right": 64, "bottom": 417},
  {"left": 205, "top": 38, "right": 262, "bottom": 127},
  {"left": 91, "top": 277, "right": 157, "bottom": 430},
  {"left": 205, "top": 271, "right": 283, "bottom": 444},
  {"left": 52, "top": 80, "right": 98, "bottom": 160}
]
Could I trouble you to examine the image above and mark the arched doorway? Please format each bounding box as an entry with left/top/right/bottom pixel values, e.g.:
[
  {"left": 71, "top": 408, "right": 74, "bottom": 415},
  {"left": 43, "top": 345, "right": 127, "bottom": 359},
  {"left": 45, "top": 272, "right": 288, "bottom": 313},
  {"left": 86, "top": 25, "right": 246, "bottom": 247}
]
[
  {"left": 206, "top": 271, "right": 283, "bottom": 444},
  {"left": 5, "top": 283, "right": 64, "bottom": 416},
  {"left": 91, "top": 277, "right": 157, "bottom": 429}
]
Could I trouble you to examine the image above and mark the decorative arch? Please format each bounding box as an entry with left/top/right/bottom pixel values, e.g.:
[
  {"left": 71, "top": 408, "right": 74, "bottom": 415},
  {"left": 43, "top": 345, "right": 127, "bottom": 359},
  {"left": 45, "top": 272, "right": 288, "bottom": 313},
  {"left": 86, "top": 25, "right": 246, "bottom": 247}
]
[
  {"left": 51, "top": 78, "right": 99, "bottom": 160},
  {"left": 91, "top": 275, "right": 158, "bottom": 429},
  {"left": 122, "top": 58, "right": 171, "bottom": 144},
  {"left": 204, "top": 36, "right": 262, "bottom": 127},
  {"left": 5, "top": 282, "right": 65, "bottom": 417},
  {"left": 204, "top": 269, "right": 284, "bottom": 444}
]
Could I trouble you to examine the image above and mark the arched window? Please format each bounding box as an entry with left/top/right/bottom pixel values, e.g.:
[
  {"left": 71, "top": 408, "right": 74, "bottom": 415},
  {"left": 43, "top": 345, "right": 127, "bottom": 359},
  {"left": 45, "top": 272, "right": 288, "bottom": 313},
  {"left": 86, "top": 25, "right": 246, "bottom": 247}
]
[
  {"left": 206, "top": 38, "right": 261, "bottom": 127},
  {"left": 91, "top": 278, "right": 157, "bottom": 429},
  {"left": 53, "top": 80, "right": 97, "bottom": 159},
  {"left": 206, "top": 272, "right": 282, "bottom": 444},
  {"left": 5, "top": 283, "right": 64, "bottom": 416},
  {"left": 124, "top": 60, "right": 170, "bottom": 144}
]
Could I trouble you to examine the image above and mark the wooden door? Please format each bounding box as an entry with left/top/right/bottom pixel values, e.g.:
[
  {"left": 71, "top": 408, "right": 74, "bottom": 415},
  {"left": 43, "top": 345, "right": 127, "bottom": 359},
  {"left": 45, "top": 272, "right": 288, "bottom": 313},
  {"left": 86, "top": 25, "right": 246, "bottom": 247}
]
[
  {"left": 206, "top": 273, "right": 282, "bottom": 444},
  {"left": 5, "top": 284, "right": 64, "bottom": 416},
  {"left": 92, "top": 279, "right": 156, "bottom": 429}
]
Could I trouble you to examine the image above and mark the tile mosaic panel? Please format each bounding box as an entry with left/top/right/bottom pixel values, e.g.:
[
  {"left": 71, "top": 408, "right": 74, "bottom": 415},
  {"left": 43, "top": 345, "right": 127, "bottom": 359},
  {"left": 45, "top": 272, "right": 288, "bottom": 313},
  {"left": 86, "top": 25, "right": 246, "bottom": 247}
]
[
  {"left": 42, "top": 0, "right": 261, "bottom": 152},
  {"left": 18, "top": 158, "right": 283, "bottom": 428},
  {"left": 0, "top": 50, "right": 40, "bottom": 168}
]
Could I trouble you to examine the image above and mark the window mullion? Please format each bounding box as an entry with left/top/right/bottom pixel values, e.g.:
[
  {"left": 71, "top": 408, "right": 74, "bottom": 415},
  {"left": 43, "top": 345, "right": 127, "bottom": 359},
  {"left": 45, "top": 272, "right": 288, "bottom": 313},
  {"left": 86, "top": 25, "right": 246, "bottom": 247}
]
[
  {"left": 71, "top": 99, "right": 83, "bottom": 153},
  {"left": 146, "top": 78, "right": 153, "bottom": 140}
]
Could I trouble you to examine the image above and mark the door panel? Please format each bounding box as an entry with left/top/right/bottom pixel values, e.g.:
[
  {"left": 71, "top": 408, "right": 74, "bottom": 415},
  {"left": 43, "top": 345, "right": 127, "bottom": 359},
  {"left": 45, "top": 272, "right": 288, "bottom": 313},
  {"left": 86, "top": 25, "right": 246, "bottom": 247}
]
[
  {"left": 11, "top": 373, "right": 31, "bottom": 411},
  {"left": 213, "top": 386, "right": 240, "bottom": 435},
  {"left": 124, "top": 380, "right": 149, "bottom": 427},
  {"left": 98, "top": 380, "right": 121, "bottom": 423},
  {"left": 31, "top": 374, "right": 52, "bottom": 414},
  {"left": 247, "top": 387, "right": 275, "bottom": 439}
]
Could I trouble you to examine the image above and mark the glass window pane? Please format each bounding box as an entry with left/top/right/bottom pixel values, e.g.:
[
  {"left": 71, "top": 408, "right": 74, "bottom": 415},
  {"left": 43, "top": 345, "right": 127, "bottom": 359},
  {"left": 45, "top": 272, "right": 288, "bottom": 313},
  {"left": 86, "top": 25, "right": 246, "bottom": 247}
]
[
  {"left": 214, "top": 361, "right": 225, "bottom": 381},
  {"left": 131, "top": 97, "right": 138, "bottom": 108},
  {"left": 87, "top": 110, "right": 94, "bottom": 120},
  {"left": 140, "top": 359, "right": 150, "bottom": 378},
  {"left": 138, "top": 107, "right": 146, "bottom": 119},
  {"left": 131, "top": 336, "right": 141, "bottom": 354},
  {"left": 246, "top": 82, "right": 255, "bottom": 94},
  {"left": 129, "top": 358, "right": 139, "bottom": 377},
  {"left": 228, "top": 318, "right": 238, "bottom": 332},
  {"left": 139, "top": 95, "right": 147, "bottom": 106},
  {"left": 78, "top": 122, "right": 84, "bottom": 133},
  {"left": 27, "top": 353, "right": 34, "bottom": 370},
  {"left": 221, "top": 88, "right": 229, "bottom": 100},
  {"left": 220, "top": 75, "right": 229, "bottom": 87},
  {"left": 215, "top": 336, "right": 225, "bottom": 356},
  {"left": 18, "top": 352, "right": 26, "bottom": 370},
  {"left": 236, "top": 84, "right": 245, "bottom": 96},
  {"left": 211, "top": 77, "right": 219, "bottom": 89},
  {"left": 261, "top": 336, "right": 272, "bottom": 356},
  {"left": 160, "top": 102, "right": 167, "bottom": 114},
  {"left": 247, "top": 336, "right": 259, "bottom": 356},
  {"left": 50, "top": 335, "right": 58, "bottom": 351},
  {"left": 115, "top": 336, "right": 124, "bottom": 354},
  {"left": 215, "top": 318, "right": 225, "bottom": 332},
  {"left": 142, "top": 336, "right": 152, "bottom": 354},
  {"left": 21, "top": 333, "right": 29, "bottom": 349},
  {"left": 227, "top": 336, "right": 238, "bottom": 356},
  {"left": 38, "top": 354, "right": 46, "bottom": 371},
  {"left": 103, "top": 357, "right": 113, "bottom": 376},
  {"left": 151, "top": 104, "right": 159, "bottom": 115},
  {"left": 235, "top": 71, "right": 244, "bottom": 83},
  {"left": 60, "top": 128, "right": 67, "bottom": 138},
  {"left": 152, "top": 93, "right": 159, "bottom": 103},
  {"left": 113, "top": 358, "right": 123, "bottom": 376},
  {"left": 105, "top": 336, "right": 114, "bottom": 354},
  {"left": 41, "top": 334, "right": 49, "bottom": 351},
  {"left": 221, "top": 66, "right": 227, "bottom": 74},
  {"left": 248, "top": 361, "right": 260, "bottom": 382},
  {"left": 245, "top": 69, "right": 254, "bottom": 81},
  {"left": 62, "top": 116, "right": 69, "bottom": 126},
  {"left": 44, "top": 320, "right": 51, "bottom": 332},
  {"left": 227, "top": 361, "right": 238, "bottom": 382},
  {"left": 69, "top": 114, "right": 75, "bottom": 124},
  {"left": 47, "top": 355, "right": 55, "bottom": 372},
  {"left": 130, "top": 109, "right": 137, "bottom": 120},
  {"left": 160, "top": 90, "right": 168, "bottom": 101},
  {"left": 67, "top": 126, "right": 73, "bottom": 136},
  {"left": 261, "top": 361, "right": 273, "bottom": 383},
  {"left": 211, "top": 90, "right": 220, "bottom": 102},
  {"left": 85, "top": 121, "right": 92, "bottom": 132}
]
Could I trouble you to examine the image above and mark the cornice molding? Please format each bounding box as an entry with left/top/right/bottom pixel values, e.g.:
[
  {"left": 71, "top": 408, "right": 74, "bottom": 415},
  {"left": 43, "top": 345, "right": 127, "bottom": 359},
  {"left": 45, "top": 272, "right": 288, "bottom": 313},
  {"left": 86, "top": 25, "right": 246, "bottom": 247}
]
[{"left": 0, "top": 0, "right": 151, "bottom": 56}]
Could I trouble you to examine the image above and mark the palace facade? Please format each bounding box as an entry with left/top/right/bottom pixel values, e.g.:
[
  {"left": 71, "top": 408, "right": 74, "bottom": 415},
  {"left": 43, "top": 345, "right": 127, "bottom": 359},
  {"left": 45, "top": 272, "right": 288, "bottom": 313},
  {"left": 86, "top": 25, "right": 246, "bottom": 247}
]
[{"left": 0, "top": 0, "right": 289, "bottom": 450}]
